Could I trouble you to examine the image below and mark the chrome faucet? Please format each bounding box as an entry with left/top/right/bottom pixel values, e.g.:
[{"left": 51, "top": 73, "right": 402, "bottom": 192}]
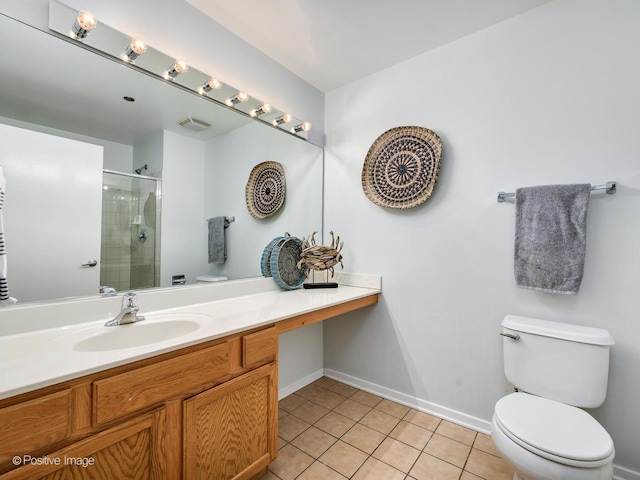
[
  {"left": 100, "top": 286, "right": 117, "bottom": 297},
  {"left": 105, "top": 292, "right": 146, "bottom": 326}
]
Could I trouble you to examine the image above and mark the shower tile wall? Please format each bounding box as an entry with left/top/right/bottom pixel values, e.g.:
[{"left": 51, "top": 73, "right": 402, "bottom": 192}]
[
  {"left": 100, "top": 173, "right": 159, "bottom": 292},
  {"left": 100, "top": 187, "right": 133, "bottom": 291},
  {"left": 130, "top": 186, "right": 159, "bottom": 289}
]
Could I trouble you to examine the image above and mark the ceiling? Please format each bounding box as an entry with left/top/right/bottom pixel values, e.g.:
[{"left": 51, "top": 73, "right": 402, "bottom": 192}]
[{"left": 185, "top": 0, "right": 553, "bottom": 92}]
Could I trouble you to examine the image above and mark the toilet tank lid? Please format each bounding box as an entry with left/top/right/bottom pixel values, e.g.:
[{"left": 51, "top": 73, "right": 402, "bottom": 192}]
[{"left": 502, "top": 315, "right": 614, "bottom": 346}]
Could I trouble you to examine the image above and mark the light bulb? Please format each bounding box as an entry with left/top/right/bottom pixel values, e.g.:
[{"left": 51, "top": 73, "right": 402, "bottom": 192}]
[
  {"left": 272, "top": 113, "right": 291, "bottom": 126},
  {"left": 76, "top": 11, "right": 97, "bottom": 31},
  {"left": 130, "top": 39, "right": 146, "bottom": 54},
  {"left": 71, "top": 10, "right": 97, "bottom": 39},
  {"left": 123, "top": 39, "right": 147, "bottom": 62},
  {"left": 199, "top": 78, "right": 222, "bottom": 94},
  {"left": 226, "top": 91, "right": 249, "bottom": 106},
  {"left": 164, "top": 60, "right": 188, "bottom": 80},
  {"left": 291, "top": 122, "right": 312, "bottom": 133},
  {"left": 173, "top": 60, "right": 187, "bottom": 74},
  {"left": 250, "top": 103, "right": 272, "bottom": 117}
]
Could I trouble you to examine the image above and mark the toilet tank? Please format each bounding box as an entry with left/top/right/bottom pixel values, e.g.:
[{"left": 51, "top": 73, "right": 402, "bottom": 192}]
[
  {"left": 502, "top": 315, "right": 614, "bottom": 408},
  {"left": 196, "top": 275, "right": 228, "bottom": 283}
]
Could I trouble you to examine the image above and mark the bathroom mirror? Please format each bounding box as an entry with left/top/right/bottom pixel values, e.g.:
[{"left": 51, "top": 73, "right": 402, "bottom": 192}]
[{"left": 0, "top": 12, "right": 323, "bottom": 305}]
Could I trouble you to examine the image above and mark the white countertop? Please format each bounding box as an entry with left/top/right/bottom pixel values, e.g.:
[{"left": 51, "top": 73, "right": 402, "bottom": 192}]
[{"left": 0, "top": 277, "right": 380, "bottom": 400}]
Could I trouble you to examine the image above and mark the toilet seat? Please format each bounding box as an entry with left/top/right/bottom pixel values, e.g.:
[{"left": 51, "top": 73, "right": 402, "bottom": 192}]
[{"left": 494, "top": 393, "right": 614, "bottom": 468}]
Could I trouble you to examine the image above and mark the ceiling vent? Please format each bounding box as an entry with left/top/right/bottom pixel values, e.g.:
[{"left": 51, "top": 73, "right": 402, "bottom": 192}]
[{"left": 177, "top": 116, "right": 212, "bottom": 132}]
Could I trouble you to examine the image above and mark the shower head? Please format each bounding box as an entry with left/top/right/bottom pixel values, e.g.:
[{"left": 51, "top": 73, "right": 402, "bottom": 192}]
[{"left": 134, "top": 164, "right": 148, "bottom": 175}]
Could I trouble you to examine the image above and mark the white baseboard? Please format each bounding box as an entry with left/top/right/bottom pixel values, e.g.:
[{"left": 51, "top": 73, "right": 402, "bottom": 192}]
[
  {"left": 323, "top": 369, "right": 640, "bottom": 480},
  {"left": 323, "top": 368, "right": 492, "bottom": 434},
  {"left": 278, "top": 368, "right": 324, "bottom": 400},
  {"left": 615, "top": 465, "right": 640, "bottom": 480}
]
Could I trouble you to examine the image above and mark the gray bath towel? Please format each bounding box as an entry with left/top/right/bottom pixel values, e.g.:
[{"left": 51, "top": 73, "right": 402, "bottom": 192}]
[
  {"left": 208, "top": 216, "right": 230, "bottom": 264},
  {"left": 514, "top": 184, "right": 591, "bottom": 295}
]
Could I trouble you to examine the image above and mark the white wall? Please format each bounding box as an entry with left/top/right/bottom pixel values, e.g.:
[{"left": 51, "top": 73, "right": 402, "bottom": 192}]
[
  {"left": 324, "top": 0, "right": 640, "bottom": 475},
  {"left": 160, "top": 131, "right": 207, "bottom": 287},
  {"left": 203, "top": 122, "right": 323, "bottom": 280},
  {"left": 133, "top": 131, "right": 164, "bottom": 177},
  {"left": 0, "top": 0, "right": 324, "bottom": 146},
  {"left": 279, "top": 324, "right": 324, "bottom": 396},
  {"left": 0, "top": 115, "right": 133, "bottom": 172}
]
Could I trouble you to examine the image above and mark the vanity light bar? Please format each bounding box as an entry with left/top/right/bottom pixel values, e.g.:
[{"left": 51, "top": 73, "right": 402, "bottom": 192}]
[{"left": 64, "top": 5, "right": 312, "bottom": 139}]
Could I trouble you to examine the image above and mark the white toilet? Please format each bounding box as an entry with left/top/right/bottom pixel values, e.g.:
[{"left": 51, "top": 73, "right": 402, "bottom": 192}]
[{"left": 492, "top": 315, "right": 615, "bottom": 480}]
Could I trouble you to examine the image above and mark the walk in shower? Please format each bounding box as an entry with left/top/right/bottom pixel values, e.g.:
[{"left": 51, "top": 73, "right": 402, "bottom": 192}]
[{"left": 100, "top": 170, "right": 161, "bottom": 292}]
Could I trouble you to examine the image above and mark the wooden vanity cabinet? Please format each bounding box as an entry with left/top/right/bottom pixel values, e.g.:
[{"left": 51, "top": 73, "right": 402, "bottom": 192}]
[
  {"left": 184, "top": 363, "right": 277, "bottom": 480},
  {"left": 0, "top": 293, "right": 379, "bottom": 480},
  {"left": 0, "top": 324, "right": 278, "bottom": 480}
]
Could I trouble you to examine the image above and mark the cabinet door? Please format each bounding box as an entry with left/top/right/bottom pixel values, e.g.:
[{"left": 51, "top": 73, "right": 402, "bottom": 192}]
[
  {"left": 0, "top": 409, "right": 166, "bottom": 480},
  {"left": 183, "top": 364, "right": 277, "bottom": 480}
]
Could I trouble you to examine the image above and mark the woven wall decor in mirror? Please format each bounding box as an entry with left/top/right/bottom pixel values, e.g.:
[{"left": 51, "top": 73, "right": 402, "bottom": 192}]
[
  {"left": 245, "top": 161, "right": 286, "bottom": 219},
  {"left": 362, "top": 126, "right": 442, "bottom": 209}
]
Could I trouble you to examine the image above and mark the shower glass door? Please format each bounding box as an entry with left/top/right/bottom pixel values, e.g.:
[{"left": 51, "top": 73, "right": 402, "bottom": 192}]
[{"left": 100, "top": 170, "right": 161, "bottom": 292}]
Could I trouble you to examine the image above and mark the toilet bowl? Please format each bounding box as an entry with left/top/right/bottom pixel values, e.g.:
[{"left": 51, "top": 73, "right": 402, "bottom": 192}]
[
  {"left": 493, "top": 315, "right": 615, "bottom": 480},
  {"left": 492, "top": 393, "right": 614, "bottom": 480}
]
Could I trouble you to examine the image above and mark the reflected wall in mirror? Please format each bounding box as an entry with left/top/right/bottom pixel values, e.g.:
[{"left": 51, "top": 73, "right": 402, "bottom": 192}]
[{"left": 0, "top": 12, "right": 323, "bottom": 306}]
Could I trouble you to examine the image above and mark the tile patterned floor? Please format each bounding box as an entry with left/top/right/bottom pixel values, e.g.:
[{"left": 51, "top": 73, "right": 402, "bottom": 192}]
[{"left": 261, "top": 377, "right": 515, "bottom": 480}]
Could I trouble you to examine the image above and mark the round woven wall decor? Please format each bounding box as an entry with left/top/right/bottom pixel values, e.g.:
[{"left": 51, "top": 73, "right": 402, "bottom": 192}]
[
  {"left": 362, "top": 126, "right": 442, "bottom": 209},
  {"left": 245, "top": 161, "right": 286, "bottom": 219}
]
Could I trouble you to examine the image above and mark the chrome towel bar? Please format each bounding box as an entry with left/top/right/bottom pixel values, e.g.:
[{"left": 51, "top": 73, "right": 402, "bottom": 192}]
[
  {"left": 497, "top": 181, "right": 616, "bottom": 203},
  {"left": 204, "top": 216, "right": 235, "bottom": 222}
]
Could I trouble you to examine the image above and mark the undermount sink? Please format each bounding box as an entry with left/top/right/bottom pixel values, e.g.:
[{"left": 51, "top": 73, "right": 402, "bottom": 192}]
[{"left": 73, "top": 313, "right": 208, "bottom": 352}]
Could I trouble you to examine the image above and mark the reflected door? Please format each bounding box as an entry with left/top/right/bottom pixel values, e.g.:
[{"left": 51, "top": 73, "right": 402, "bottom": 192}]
[{"left": 0, "top": 123, "right": 103, "bottom": 303}]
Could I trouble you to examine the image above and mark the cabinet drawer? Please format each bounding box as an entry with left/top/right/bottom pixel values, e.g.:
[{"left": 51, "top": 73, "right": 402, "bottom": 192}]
[
  {"left": 0, "top": 390, "right": 71, "bottom": 466},
  {"left": 94, "top": 342, "right": 230, "bottom": 425},
  {"left": 242, "top": 326, "right": 277, "bottom": 368}
]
